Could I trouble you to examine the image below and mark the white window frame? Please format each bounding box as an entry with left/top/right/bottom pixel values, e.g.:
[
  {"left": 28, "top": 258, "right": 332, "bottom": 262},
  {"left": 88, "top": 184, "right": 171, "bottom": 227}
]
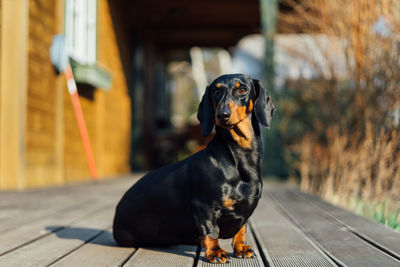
[{"left": 65, "top": 0, "right": 97, "bottom": 65}]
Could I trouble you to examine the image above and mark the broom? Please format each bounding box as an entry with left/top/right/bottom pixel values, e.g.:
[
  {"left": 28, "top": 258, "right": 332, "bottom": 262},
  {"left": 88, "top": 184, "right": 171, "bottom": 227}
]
[{"left": 50, "top": 34, "right": 98, "bottom": 180}]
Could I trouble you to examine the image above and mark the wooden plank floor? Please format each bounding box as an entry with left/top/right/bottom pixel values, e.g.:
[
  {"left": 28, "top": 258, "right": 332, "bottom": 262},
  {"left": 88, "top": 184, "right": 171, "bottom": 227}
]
[{"left": 0, "top": 175, "right": 399, "bottom": 266}]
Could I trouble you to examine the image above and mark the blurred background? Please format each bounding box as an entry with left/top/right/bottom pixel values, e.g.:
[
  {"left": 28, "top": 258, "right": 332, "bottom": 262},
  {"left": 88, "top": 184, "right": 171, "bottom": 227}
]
[{"left": 0, "top": 0, "right": 399, "bottom": 229}]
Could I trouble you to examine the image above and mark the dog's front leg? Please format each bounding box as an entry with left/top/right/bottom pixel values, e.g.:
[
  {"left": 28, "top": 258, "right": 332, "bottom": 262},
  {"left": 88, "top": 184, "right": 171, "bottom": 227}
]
[
  {"left": 192, "top": 200, "right": 230, "bottom": 263},
  {"left": 203, "top": 235, "right": 230, "bottom": 263},
  {"left": 232, "top": 225, "right": 255, "bottom": 258}
]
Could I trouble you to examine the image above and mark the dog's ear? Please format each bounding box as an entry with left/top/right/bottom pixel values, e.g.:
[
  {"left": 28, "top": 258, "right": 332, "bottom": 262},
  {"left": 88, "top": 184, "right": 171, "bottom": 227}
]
[
  {"left": 197, "top": 86, "right": 215, "bottom": 136},
  {"left": 253, "top": 79, "right": 276, "bottom": 129}
]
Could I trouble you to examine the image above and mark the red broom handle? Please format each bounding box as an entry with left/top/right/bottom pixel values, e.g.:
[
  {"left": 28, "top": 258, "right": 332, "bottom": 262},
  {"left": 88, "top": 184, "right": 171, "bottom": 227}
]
[{"left": 64, "top": 64, "right": 98, "bottom": 180}]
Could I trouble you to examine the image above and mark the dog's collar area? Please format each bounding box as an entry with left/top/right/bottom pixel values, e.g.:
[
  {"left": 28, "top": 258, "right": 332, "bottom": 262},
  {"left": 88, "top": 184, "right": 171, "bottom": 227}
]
[
  {"left": 215, "top": 117, "right": 254, "bottom": 149},
  {"left": 216, "top": 117, "right": 246, "bottom": 131},
  {"left": 231, "top": 126, "right": 248, "bottom": 140}
]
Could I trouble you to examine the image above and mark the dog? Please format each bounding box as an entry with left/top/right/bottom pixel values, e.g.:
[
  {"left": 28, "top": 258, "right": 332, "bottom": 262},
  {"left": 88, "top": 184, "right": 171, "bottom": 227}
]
[{"left": 113, "top": 74, "right": 275, "bottom": 263}]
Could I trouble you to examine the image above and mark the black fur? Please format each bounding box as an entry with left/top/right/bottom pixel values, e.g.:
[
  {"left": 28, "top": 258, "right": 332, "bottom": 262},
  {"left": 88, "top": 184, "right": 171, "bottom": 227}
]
[
  {"left": 113, "top": 74, "right": 275, "bottom": 248},
  {"left": 197, "top": 86, "right": 215, "bottom": 137},
  {"left": 253, "top": 79, "right": 275, "bottom": 129}
]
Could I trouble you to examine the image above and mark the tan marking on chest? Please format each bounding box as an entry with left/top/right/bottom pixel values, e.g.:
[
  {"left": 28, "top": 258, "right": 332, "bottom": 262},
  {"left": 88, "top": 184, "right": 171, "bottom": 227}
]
[{"left": 223, "top": 198, "right": 236, "bottom": 210}]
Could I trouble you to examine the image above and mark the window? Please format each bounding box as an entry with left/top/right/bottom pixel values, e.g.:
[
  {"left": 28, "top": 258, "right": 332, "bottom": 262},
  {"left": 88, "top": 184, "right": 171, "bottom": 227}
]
[{"left": 65, "top": 0, "right": 97, "bottom": 65}]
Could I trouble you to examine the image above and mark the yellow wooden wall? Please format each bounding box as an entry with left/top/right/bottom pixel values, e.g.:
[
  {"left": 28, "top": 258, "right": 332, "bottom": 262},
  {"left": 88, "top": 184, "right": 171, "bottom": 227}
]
[
  {"left": 0, "top": 0, "right": 1, "bottom": 82},
  {"left": 0, "top": 0, "right": 29, "bottom": 190},
  {"left": 0, "top": 0, "right": 131, "bottom": 190},
  {"left": 0, "top": 1, "right": 2, "bottom": 187},
  {"left": 25, "top": 0, "right": 59, "bottom": 187},
  {"left": 96, "top": 0, "right": 131, "bottom": 177}
]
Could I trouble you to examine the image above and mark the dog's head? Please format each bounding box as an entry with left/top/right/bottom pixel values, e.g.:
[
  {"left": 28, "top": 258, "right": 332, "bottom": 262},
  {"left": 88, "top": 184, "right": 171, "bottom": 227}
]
[{"left": 197, "top": 74, "right": 276, "bottom": 136}]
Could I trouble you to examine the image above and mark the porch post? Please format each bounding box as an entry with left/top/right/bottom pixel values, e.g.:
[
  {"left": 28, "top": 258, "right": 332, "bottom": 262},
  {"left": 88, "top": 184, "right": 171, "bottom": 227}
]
[
  {"left": 260, "top": 0, "right": 278, "bottom": 93},
  {"left": 0, "top": 0, "right": 29, "bottom": 190},
  {"left": 260, "top": 0, "right": 287, "bottom": 177}
]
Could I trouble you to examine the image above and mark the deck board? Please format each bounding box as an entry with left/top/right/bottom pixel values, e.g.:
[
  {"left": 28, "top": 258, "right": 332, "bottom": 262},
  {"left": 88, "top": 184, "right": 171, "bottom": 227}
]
[
  {"left": 0, "top": 189, "right": 93, "bottom": 233},
  {"left": 293, "top": 189, "right": 400, "bottom": 260},
  {"left": 0, "top": 178, "right": 134, "bottom": 256},
  {"left": 1, "top": 177, "right": 399, "bottom": 266},
  {"left": 51, "top": 229, "right": 135, "bottom": 267},
  {"left": 250, "top": 194, "right": 337, "bottom": 267},
  {"left": 0, "top": 207, "right": 115, "bottom": 266},
  {"left": 124, "top": 245, "right": 197, "bottom": 267},
  {"left": 267, "top": 187, "right": 400, "bottom": 267},
  {"left": 0, "top": 177, "right": 133, "bottom": 234}
]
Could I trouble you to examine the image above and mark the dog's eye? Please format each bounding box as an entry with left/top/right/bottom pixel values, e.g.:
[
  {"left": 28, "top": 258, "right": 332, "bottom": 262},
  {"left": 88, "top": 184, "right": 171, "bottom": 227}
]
[{"left": 239, "top": 88, "right": 247, "bottom": 94}]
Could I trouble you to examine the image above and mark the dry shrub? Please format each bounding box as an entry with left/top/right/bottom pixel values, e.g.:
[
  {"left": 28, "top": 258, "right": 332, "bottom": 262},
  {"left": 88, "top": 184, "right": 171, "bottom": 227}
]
[
  {"left": 298, "top": 126, "right": 400, "bottom": 205},
  {"left": 279, "top": 0, "right": 400, "bottom": 209}
]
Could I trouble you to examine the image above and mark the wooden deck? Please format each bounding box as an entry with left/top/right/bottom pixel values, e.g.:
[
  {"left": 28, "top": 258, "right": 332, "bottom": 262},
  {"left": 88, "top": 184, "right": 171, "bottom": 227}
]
[{"left": 0, "top": 175, "right": 399, "bottom": 267}]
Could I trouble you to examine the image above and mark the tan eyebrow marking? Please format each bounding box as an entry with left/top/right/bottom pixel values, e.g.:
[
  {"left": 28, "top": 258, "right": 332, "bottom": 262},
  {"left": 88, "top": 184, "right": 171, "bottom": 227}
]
[
  {"left": 217, "top": 83, "right": 222, "bottom": 88},
  {"left": 235, "top": 82, "right": 240, "bottom": 88}
]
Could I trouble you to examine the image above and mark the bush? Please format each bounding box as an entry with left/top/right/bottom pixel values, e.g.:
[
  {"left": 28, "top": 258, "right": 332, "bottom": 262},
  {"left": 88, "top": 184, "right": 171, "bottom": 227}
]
[{"left": 277, "top": 0, "right": 400, "bottom": 217}]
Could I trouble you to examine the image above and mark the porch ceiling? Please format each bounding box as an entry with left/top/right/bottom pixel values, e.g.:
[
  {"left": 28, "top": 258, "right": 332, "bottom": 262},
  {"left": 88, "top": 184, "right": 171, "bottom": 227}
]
[{"left": 120, "top": 0, "right": 261, "bottom": 49}]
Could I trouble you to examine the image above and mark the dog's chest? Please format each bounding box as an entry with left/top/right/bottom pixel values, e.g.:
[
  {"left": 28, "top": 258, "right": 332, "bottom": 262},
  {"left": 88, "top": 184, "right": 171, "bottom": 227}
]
[
  {"left": 217, "top": 180, "right": 261, "bottom": 238},
  {"left": 220, "top": 180, "right": 261, "bottom": 213}
]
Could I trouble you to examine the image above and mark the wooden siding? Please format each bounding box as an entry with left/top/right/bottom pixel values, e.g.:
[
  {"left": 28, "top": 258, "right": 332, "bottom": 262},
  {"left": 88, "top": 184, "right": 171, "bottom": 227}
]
[
  {"left": 25, "top": 0, "right": 58, "bottom": 188},
  {"left": 96, "top": 0, "right": 131, "bottom": 178},
  {"left": 0, "top": 0, "right": 131, "bottom": 190},
  {"left": 0, "top": 1, "right": 2, "bottom": 181}
]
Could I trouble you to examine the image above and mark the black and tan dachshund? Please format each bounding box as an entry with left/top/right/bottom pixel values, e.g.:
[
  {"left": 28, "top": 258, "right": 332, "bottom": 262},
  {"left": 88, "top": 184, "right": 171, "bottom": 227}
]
[{"left": 113, "top": 74, "right": 275, "bottom": 263}]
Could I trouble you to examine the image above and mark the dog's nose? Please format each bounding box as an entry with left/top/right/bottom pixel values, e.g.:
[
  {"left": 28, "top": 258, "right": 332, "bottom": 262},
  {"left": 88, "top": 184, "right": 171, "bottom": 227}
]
[{"left": 217, "top": 110, "right": 231, "bottom": 122}]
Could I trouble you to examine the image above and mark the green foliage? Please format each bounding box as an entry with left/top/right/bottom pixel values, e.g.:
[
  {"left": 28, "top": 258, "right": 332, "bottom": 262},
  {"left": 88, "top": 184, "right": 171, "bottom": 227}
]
[
  {"left": 263, "top": 122, "right": 289, "bottom": 178},
  {"left": 276, "top": 79, "right": 347, "bottom": 179},
  {"left": 355, "top": 200, "right": 400, "bottom": 232},
  {"left": 279, "top": 79, "right": 356, "bottom": 143}
]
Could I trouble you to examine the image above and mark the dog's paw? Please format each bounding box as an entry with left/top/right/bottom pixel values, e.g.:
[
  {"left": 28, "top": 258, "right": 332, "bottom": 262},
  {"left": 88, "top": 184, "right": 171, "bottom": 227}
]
[
  {"left": 205, "top": 248, "right": 231, "bottom": 264},
  {"left": 233, "top": 243, "right": 255, "bottom": 258}
]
